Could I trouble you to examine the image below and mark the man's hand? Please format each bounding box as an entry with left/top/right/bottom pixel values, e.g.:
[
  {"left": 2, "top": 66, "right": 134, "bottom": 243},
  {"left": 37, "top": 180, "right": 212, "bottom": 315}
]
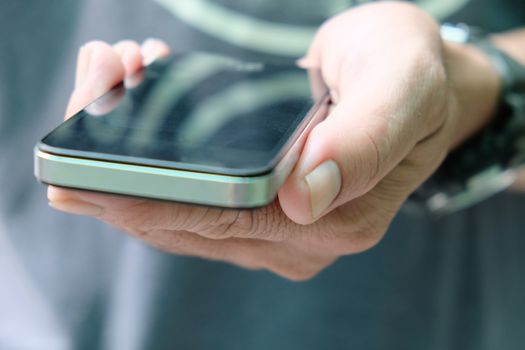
[{"left": 48, "top": 2, "right": 502, "bottom": 280}]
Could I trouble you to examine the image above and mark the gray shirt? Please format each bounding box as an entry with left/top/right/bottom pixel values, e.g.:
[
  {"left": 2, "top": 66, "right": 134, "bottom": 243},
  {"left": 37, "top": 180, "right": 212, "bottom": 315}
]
[{"left": 1, "top": 0, "right": 525, "bottom": 349}]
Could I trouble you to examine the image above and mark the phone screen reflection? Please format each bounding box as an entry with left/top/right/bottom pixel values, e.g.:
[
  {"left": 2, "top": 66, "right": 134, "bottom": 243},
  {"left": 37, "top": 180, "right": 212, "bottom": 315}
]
[{"left": 42, "top": 52, "right": 328, "bottom": 175}]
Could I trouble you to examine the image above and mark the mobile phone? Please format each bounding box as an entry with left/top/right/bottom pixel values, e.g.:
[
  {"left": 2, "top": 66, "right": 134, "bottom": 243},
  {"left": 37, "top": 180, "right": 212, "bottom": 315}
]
[{"left": 34, "top": 52, "right": 329, "bottom": 208}]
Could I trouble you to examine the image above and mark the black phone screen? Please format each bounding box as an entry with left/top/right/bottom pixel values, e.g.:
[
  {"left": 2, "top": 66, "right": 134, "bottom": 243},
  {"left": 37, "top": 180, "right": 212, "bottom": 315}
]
[{"left": 40, "top": 53, "right": 325, "bottom": 176}]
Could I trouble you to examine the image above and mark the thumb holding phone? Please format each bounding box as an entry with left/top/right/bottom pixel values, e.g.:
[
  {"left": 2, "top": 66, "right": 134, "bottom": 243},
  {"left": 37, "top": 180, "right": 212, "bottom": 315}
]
[
  {"left": 278, "top": 2, "right": 456, "bottom": 227},
  {"left": 279, "top": 2, "right": 501, "bottom": 228}
]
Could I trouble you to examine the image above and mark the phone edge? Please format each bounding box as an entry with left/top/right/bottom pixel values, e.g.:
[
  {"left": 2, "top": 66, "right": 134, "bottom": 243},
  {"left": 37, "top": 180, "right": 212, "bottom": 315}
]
[{"left": 34, "top": 95, "right": 329, "bottom": 208}]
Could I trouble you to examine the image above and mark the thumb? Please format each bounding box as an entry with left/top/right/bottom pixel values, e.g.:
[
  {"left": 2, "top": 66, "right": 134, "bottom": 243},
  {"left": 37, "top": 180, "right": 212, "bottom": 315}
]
[
  {"left": 279, "top": 98, "right": 416, "bottom": 225},
  {"left": 65, "top": 41, "right": 126, "bottom": 119}
]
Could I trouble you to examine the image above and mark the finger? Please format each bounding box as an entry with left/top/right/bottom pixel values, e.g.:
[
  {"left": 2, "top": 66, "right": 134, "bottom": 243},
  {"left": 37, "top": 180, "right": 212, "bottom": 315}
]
[
  {"left": 75, "top": 45, "right": 92, "bottom": 89},
  {"left": 112, "top": 40, "right": 143, "bottom": 77},
  {"left": 138, "top": 230, "right": 264, "bottom": 271},
  {"left": 47, "top": 186, "right": 334, "bottom": 280},
  {"left": 47, "top": 186, "right": 230, "bottom": 232},
  {"left": 295, "top": 115, "right": 453, "bottom": 257},
  {"left": 279, "top": 60, "right": 447, "bottom": 226},
  {"left": 48, "top": 186, "right": 309, "bottom": 243},
  {"left": 141, "top": 38, "right": 170, "bottom": 66},
  {"left": 47, "top": 186, "right": 274, "bottom": 239},
  {"left": 281, "top": 48, "right": 447, "bottom": 225},
  {"left": 48, "top": 184, "right": 372, "bottom": 266},
  {"left": 47, "top": 186, "right": 144, "bottom": 216},
  {"left": 65, "top": 41, "right": 126, "bottom": 119},
  {"left": 279, "top": 98, "right": 413, "bottom": 225},
  {"left": 129, "top": 229, "right": 334, "bottom": 281}
]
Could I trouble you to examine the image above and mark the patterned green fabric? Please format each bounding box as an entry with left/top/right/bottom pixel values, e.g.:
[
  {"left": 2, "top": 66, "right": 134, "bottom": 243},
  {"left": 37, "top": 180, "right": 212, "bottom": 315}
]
[{"left": 155, "top": 0, "right": 472, "bottom": 56}]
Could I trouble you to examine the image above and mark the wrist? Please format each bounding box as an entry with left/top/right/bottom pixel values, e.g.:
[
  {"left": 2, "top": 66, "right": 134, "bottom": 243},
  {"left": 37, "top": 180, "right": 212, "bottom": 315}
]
[
  {"left": 412, "top": 25, "right": 525, "bottom": 213},
  {"left": 444, "top": 40, "right": 502, "bottom": 148}
]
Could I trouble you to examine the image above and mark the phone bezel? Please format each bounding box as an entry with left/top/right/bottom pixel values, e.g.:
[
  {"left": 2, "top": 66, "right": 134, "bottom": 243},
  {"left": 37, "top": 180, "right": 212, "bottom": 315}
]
[
  {"left": 38, "top": 89, "right": 322, "bottom": 177},
  {"left": 39, "top": 54, "right": 326, "bottom": 177},
  {"left": 35, "top": 95, "right": 329, "bottom": 208}
]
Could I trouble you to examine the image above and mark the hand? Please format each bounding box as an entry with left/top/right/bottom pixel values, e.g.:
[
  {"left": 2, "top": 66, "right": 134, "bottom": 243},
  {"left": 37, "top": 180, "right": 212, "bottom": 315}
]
[{"left": 48, "top": 2, "right": 501, "bottom": 280}]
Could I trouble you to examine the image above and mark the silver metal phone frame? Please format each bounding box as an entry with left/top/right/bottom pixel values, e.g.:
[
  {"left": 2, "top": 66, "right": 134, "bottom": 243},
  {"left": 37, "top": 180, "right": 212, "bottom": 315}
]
[{"left": 34, "top": 96, "right": 328, "bottom": 208}]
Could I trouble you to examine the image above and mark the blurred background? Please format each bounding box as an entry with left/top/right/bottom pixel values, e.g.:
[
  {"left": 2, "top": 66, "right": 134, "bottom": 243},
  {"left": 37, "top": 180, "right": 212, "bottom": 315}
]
[{"left": 1, "top": 1, "right": 525, "bottom": 349}]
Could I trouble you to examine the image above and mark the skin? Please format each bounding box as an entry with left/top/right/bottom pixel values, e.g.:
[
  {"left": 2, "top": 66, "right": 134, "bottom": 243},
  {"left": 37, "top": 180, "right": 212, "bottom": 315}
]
[{"left": 48, "top": 2, "right": 525, "bottom": 280}]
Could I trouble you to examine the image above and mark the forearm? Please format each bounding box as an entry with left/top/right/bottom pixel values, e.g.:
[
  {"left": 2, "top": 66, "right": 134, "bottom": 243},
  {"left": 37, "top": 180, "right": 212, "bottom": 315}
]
[
  {"left": 446, "top": 28, "right": 525, "bottom": 148},
  {"left": 445, "top": 41, "right": 501, "bottom": 148},
  {"left": 443, "top": 28, "right": 525, "bottom": 191}
]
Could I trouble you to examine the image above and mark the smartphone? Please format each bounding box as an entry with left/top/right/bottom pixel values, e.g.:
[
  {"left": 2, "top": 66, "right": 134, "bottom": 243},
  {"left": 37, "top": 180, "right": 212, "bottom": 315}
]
[{"left": 34, "top": 52, "right": 329, "bottom": 208}]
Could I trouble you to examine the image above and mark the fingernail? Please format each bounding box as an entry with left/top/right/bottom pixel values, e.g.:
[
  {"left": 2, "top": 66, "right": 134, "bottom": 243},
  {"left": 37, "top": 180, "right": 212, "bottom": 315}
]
[
  {"left": 49, "top": 199, "right": 103, "bottom": 217},
  {"left": 141, "top": 38, "right": 163, "bottom": 66},
  {"left": 305, "top": 160, "right": 341, "bottom": 219}
]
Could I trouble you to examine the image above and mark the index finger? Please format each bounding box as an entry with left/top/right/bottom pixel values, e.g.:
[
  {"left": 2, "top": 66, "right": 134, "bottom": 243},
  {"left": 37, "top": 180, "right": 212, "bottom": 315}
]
[{"left": 65, "top": 41, "right": 126, "bottom": 119}]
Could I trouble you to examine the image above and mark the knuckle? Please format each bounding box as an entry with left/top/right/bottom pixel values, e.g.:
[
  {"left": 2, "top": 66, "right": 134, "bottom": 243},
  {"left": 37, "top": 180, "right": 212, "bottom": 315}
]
[
  {"left": 325, "top": 207, "right": 387, "bottom": 255},
  {"left": 251, "top": 204, "right": 291, "bottom": 241},
  {"left": 123, "top": 202, "right": 166, "bottom": 230},
  {"left": 197, "top": 209, "right": 240, "bottom": 239},
  {"left": 187, "top": 207, "right": 266, "bottom": 240},
  {"left": 225, "top": 210, "right": 259, "bottom": 238},
  {"left": 116, "top": 201, "right": 190, "bottom": 233},
  {"left": 175, "top": 207, "right": 244, "bottom": 240},
  {"left": 218, "top": 203, "right": 290, "bottom": 241},
  {"left": 338, "top": 127, "right": 384, "bottom": 197}
]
